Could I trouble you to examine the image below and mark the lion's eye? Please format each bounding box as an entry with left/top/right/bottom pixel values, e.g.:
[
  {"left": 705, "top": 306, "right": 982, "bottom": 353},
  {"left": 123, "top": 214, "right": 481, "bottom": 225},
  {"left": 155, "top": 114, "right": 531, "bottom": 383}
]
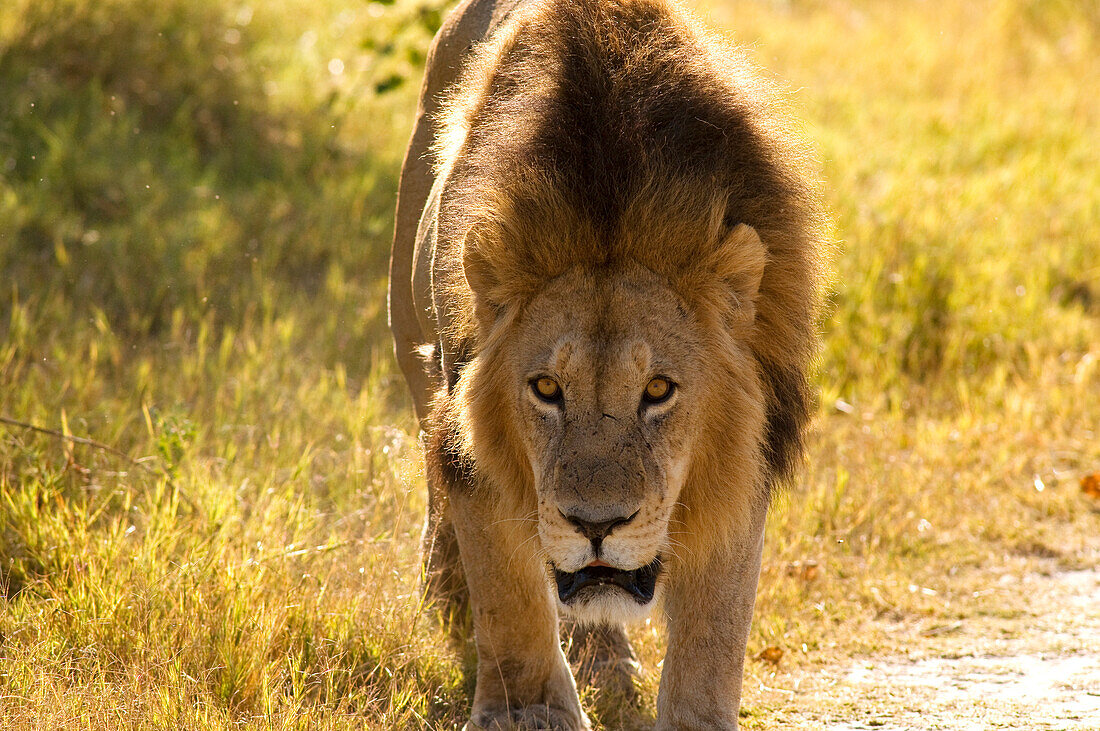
[
  {"left": 642, "top": 377, "right": 674, "bottom": 404},
  {"left": 532, "top": 377, "right": 563, "bottom": 403}
]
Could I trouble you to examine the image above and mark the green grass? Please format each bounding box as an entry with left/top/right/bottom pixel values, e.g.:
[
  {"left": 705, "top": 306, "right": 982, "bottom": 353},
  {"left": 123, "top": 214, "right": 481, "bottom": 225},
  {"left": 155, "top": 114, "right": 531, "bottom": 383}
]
[{"left": 1, "top": 0, "right": 1098, "bottom": 728}]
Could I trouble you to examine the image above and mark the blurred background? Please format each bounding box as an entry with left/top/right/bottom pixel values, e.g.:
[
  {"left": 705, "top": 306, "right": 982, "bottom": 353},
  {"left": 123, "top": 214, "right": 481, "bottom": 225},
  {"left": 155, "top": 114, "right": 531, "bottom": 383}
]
[{"left": 1, "top": 0, "right": 1097, "bottom": 728}]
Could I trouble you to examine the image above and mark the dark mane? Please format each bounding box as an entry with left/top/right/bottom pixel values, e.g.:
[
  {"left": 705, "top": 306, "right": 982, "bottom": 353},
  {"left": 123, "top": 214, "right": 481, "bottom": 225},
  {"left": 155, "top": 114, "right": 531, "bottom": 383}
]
[{"left": 437, "top": 0, "right": 826, "bottom": 486}]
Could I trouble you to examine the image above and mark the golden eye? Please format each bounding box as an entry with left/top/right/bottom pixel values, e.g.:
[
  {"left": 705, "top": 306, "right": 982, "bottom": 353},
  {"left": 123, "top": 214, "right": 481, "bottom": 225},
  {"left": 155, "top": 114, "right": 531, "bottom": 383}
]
[
  {"left": 533, "top": 377, "right": 562, "bottom": 402},
  {"left": 643, "top": 377, "right": 673, "bottom": 404}
]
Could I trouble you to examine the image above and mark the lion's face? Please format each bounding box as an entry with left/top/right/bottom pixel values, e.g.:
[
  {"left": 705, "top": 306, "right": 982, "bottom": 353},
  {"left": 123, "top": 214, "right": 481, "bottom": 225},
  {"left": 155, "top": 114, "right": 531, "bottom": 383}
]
[{"left": 506, "top": 264, "right": 706, "bottom": 622}]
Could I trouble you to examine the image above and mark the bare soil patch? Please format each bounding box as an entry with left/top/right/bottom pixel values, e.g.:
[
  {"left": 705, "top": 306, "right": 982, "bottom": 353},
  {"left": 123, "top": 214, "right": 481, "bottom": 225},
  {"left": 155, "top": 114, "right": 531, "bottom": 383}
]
[{"left": 744, "top": 541, "right": 1100, "bottom": 729}]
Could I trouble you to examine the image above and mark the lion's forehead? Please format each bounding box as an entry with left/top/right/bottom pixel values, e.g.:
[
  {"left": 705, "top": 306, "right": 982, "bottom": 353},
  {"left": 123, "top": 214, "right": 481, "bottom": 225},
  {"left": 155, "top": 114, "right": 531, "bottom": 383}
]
[
  {"left": 516, "top": 266, "right": 699, "bottom": 373},
  {"left": 537, "top": 330, "right": 686, "bottom": 410},
  {"left": 552, "top": 337, "right": 649, "bottom": 380}
]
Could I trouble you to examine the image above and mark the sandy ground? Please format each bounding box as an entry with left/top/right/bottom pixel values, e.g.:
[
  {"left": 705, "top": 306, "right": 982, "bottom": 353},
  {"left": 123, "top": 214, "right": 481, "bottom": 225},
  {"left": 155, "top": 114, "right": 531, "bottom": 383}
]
[{"left": 745, "top": 543, "right": 1100, "bottom": 730}]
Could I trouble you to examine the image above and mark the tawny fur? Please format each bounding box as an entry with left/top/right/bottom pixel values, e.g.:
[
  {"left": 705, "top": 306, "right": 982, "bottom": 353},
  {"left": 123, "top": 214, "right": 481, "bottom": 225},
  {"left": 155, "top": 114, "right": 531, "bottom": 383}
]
[{"left": 390, "top": 0, "right": 826, "bottom": 727}]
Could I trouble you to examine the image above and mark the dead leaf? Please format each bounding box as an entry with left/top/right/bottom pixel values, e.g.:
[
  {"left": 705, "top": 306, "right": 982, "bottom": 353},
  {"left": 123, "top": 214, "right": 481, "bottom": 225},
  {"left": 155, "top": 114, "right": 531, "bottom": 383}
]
[
  {"left": 1082, "top": 473, "right": 1100, "bottom": 500},
  {"left": 756, "top": 646, "right": 783, "bottom": 665},
  {"left": 785, "top": 560, "right": 820, "bottom": 582}
]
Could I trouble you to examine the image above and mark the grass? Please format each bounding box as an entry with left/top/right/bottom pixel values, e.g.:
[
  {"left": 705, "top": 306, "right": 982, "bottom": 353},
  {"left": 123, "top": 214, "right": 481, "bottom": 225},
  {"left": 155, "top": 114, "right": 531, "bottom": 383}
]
[{"left": 1, "top": 0, "right": 1098, "bottom": 728}]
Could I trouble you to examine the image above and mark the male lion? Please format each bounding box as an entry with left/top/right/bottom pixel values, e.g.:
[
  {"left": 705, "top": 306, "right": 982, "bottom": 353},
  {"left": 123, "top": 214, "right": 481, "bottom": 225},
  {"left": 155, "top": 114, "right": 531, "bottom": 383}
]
[{"left": 389, "top": 0, "right": 824, "bottom": 727}]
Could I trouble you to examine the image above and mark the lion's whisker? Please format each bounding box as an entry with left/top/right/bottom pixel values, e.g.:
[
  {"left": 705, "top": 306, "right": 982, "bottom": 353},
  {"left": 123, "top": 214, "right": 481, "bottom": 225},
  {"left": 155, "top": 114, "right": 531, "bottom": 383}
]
[
  {"left": 506, "top": 529, "right": 544, "bottom": 572},
  {"left": 487, "top": 511, "right": 539, "bottom": 528},
  {"left": 662, "top": 536, "right": 695, "bottom": 561}
]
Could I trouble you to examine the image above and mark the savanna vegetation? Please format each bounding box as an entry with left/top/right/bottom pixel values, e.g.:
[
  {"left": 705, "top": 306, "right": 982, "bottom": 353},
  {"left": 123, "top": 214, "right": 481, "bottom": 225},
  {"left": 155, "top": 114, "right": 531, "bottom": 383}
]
[{"left": 1, "top": 0, "right": 1097, "bottom": 728}]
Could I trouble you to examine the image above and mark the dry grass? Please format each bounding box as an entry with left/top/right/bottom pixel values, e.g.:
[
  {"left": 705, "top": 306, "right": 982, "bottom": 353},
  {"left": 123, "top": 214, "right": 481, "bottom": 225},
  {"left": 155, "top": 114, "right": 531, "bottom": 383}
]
[{"left": 1, "top": 0, "right": 1098, "bottom": 728}]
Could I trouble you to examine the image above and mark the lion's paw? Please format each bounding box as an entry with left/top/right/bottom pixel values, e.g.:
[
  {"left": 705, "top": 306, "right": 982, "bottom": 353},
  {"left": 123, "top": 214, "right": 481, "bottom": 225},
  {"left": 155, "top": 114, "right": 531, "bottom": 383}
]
[
  {"left": 567, "top": 623, "right": 641, "bottom": 703},
  {"left": 466, "top": 704, "right": 590, "bottom": 731},
  {"left": 578, "top": 655, "right": 641, "bottom": 702}
]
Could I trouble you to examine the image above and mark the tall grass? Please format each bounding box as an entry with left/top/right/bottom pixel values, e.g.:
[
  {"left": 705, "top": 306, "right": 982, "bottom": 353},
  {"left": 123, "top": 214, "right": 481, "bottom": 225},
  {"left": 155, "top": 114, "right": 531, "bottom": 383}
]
[
  {"left": 1, "top": 0, "right": 1098, "bottom": 728},
  {"left": 700, "top": 1, "right": 1098, "bottom": 407}
]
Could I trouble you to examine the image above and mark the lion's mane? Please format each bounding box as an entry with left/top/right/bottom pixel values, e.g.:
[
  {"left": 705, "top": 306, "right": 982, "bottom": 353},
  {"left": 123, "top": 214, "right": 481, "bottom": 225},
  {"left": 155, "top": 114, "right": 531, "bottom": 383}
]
[{"left": 428, "top": 0, "right": 826, "bottom": 554}]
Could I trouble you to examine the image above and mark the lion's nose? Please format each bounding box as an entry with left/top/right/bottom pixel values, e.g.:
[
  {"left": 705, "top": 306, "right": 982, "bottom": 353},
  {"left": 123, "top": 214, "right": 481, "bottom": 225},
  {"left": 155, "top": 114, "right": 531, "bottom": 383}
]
[{"left": 560, "top": 509, "right": 638, "bottom": 550}]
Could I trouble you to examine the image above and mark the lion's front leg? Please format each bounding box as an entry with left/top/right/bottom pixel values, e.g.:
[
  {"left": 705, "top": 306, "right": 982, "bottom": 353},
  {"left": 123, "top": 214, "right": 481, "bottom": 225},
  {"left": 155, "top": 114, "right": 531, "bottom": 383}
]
[
  {"left": 420, "top": 428, "right": 469, "bottom": 632},
  {"left": 655, "top": 518, "right": 766, "bottom": 731},
  {"left": 449, "top": 488, "right": 590, "bottom": 731}
]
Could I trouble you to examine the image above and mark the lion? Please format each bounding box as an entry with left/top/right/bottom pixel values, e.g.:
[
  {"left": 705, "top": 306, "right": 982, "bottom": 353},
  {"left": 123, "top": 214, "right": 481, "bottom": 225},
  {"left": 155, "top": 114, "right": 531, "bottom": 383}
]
[{"left": 388, "top": 0, "right": 825, "bottom": 727}]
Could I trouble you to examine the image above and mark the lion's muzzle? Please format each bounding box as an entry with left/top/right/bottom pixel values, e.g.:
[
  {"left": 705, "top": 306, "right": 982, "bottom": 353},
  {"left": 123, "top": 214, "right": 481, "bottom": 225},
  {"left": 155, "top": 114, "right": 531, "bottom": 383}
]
[{"left": 553, "top": 556, "right": 662, "bottom": 605}]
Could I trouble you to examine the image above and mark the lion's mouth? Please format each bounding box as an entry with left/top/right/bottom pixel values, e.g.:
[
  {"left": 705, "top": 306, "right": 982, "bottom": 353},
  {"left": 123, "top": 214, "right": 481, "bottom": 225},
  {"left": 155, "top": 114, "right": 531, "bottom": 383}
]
[{"left": 553, "top": 556, "right": 662, "bottom": 604}]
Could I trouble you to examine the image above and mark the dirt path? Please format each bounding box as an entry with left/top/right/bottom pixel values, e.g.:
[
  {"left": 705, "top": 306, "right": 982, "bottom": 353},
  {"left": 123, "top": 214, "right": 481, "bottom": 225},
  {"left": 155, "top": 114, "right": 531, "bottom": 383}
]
[{"left": 747, "top": 545, "right": 1100, "bottom": 729}]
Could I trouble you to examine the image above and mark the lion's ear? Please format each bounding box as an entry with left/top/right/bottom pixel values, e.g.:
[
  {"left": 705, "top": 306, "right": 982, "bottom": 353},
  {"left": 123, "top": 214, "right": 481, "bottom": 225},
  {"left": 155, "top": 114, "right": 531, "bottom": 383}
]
[{"left": 714, "top": 223, "right": 766, "bottom": 326}]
